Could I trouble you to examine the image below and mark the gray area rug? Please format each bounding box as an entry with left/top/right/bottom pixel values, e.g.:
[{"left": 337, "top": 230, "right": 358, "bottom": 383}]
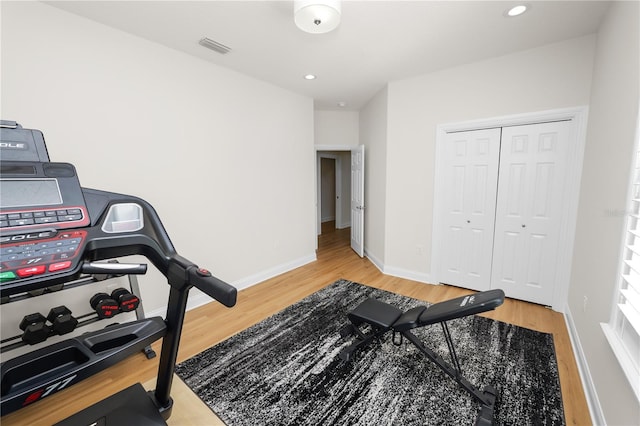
[{"left": 176, "top": 279, "right": 564, "bottom": 425}]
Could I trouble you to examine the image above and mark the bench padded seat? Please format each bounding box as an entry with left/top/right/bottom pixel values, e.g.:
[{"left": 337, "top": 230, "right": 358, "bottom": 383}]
[{"left": 347, "top": 298, "right": 403, "bottom": 330}]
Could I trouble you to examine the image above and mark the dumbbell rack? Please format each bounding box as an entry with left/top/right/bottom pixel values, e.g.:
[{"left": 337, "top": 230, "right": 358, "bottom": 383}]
[{"left": 0, "top": 271, "right": 155, "bottom": 359}]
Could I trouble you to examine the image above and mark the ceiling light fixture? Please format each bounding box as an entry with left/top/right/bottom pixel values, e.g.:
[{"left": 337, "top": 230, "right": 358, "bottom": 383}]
[
  {"left": 304, "top": 74, "right": 317, "bottom": 80},
  {"left": 294, "top": 0, "right": 341, "bottom": 34},
  {"left": 506, "top": 4, "right": 529, "bottom": 17}
]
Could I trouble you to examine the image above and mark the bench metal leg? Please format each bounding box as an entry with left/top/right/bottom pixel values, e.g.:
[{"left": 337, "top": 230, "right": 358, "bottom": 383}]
[
  {"left": 339, "top": 324, "right": 389, "bottom": 362},
  {"left": 402, "top": 329, "right": 496, "bottom": 425}
]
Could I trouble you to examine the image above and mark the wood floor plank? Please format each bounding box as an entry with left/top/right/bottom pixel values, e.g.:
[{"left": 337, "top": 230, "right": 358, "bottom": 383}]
[{"left": 0, "top": 222, "right": 591, "bottom": 425}]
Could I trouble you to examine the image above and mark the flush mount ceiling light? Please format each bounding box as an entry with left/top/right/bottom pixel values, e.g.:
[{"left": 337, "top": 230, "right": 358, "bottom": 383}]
[
  {"left": 304, "top": 74, "right": 317, "bottom": 80},
  {"left": 505, "top": 4, "right": 529, "bottom": 17},
  {"left": 294, "top": 0, "right": 341, "bottom": 34}
]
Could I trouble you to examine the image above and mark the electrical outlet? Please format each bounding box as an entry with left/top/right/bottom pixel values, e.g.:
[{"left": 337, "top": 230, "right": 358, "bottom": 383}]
[{"left": 583, "top": 296, "right": 588, "bottom": 312}]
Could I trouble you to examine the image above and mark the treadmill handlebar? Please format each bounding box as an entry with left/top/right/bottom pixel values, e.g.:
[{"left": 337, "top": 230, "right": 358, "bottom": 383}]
[
  {"left": 82, "top": 261, "right": 148, "bottom": 275},
  {"left": 189, "top": 266, "right": 237, "bottom": 308},
  {"left": 167, "top": 254, "right": 237, "bottom": 308}
]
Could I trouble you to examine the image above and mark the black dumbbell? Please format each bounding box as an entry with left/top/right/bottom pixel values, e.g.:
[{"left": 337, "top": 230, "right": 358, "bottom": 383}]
[
  {"left": 47, "top": 305, "right": 78, "bottom": 335},
  {"left": 19, "top": 313, "right": 51, "bottom": 345},
  {"left": 90, "top": 293, "right": 119, "bottom": 319},
  {"left": 111, "top": 288, "right": 140, "bottom": 312}
]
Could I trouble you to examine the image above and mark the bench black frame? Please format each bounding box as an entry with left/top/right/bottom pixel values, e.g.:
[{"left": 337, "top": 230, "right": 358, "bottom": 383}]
[{"left": 339, "top": 289, "right": 505, "bottom": 426}]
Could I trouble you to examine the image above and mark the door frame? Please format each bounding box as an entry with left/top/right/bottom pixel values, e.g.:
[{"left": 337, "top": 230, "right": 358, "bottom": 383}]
[
  {"left": 431, "top": 106, "right": 588, "bottom": 312},
  {"left": 315, "top": 145, "right": 354, "bottom": 245}
]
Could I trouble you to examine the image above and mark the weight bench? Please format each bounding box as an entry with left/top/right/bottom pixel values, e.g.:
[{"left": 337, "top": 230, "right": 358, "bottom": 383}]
[{"left": 339, "top": 289, "right": 505, "bottom": 426}]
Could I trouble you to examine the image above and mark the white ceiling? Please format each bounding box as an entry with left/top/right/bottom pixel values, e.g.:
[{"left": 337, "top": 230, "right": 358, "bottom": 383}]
[{"left": 46, "top": 1, "right": 611, "bottom": 110}]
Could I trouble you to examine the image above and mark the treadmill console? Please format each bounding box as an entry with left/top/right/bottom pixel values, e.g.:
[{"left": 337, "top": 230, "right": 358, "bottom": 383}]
[{"left": 0, "top": 122, "right": 90, "bottom": 284}]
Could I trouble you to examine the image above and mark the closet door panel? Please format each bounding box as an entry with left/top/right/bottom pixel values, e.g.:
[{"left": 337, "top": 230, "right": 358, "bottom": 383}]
[
  {"left": 491, "top": 121, "right": 570, "bottom": 305},
  {"left": 438, "top": 128, "right": 501, "bottom": 291}
]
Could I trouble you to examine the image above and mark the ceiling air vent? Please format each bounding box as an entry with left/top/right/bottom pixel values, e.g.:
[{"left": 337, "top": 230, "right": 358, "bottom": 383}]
[{"left": 198, "top": 37, "right": 231, "bottom": 55}]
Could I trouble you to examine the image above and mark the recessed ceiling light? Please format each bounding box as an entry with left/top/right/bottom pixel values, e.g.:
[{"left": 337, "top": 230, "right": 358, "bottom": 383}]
[
  {"left": 337, "top": 101, "right": 347, "bottom": 108},
  {"left": 506, "top": 4, "right": 528, "bottom": 17},
  {"left": 304, "top": 74, "right": 317, "bottom": 80}
]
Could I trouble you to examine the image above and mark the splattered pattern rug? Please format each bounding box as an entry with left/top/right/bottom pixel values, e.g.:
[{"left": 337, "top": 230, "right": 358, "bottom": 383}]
[{"left": 176, "top": 279, "right": 564, "bottom": 425}]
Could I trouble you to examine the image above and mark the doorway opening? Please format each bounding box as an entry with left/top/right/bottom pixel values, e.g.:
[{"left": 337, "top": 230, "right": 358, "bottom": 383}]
[
  {"left": 316, "top": 146, "right": 364, "bottom": 258},
  {"left": 316, "top": 151, "right": 350, "bottom": 235}
]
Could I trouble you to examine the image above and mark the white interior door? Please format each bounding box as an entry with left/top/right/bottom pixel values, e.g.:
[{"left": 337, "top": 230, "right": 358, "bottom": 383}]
[
  {"left": 438, "top": 128, "right": 501, "bottom": 290},
  {"left": 491, "top": 121, "right": 571, "bottom": 305},
  {"left": 351, "top": 145, "right": 365, "bottom": 257}
]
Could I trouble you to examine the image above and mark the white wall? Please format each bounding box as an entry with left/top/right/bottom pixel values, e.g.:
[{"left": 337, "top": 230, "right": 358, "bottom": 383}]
[
  {"left": 359, "top": 87, "right": 389, "bottom": 268},
  {"left": 314, "top": 110, "right": 359, "bottom": 147},
  {"left": 568, "top": 2, "right": 640, "bottom": 424},
  {"left": 383, "top": 35, "right": 596, "bottom": 279},
  {"left": 1, "top": 1, "right": 316, "bottom": 326}
]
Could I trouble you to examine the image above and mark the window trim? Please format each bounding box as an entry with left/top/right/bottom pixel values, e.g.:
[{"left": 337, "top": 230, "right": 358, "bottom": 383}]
[{"left": 602, "top": 105, "right": 640, "bottom": 403}]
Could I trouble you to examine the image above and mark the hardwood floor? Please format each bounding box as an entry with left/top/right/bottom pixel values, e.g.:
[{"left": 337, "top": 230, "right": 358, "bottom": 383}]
[{"left": 2, "top": 221, "right": 591, "bottom": 425}]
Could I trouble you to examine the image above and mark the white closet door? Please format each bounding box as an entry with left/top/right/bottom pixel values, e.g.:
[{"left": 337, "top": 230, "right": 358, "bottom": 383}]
[
  {"left": 491, "top": 121, "right": 571, "bottom": 305},
  {"left": 439, "top": 128, "right": 501, "bottom": 291}
]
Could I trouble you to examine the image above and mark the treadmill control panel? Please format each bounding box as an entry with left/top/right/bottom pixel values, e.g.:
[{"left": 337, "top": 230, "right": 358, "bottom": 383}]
[
  {"left": 1, "top": 122, "right": 91, "bottom": 287},
  {"left": 0, "top": 230, "right": 87, "bottom": 283},
  {"left": 0, "top": 206, "right": 87, "bottom": 230}
]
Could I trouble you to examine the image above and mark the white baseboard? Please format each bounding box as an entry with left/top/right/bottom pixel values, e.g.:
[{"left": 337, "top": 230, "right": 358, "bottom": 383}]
[
  {"left": 146, "top": 253, "right": 317, "bottom": 317},
  {"left": 364, "top": 249, "right": 384, "bottom": 273},
  {"left": 383, "top": 265, "right": 432, "bottom": 284},
  {"left": 564, "top": 304, "right": 606, "bottom": 425},
  {"left": 364, "top": 249, "right": 432, "bottom": 284},
  {"left": 232, "top": 253, "right": 317, "bottom": 291}
]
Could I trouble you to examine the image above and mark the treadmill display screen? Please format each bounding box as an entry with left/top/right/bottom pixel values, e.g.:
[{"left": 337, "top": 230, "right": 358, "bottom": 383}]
[{"left": 0, "top": 178, "right": 63, "bottom": 209}]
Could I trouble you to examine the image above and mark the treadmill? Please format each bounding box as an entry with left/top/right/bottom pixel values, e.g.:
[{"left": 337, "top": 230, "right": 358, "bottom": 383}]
[{"left": 0, "top": 120, "right": 237, "bottom": 425}]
